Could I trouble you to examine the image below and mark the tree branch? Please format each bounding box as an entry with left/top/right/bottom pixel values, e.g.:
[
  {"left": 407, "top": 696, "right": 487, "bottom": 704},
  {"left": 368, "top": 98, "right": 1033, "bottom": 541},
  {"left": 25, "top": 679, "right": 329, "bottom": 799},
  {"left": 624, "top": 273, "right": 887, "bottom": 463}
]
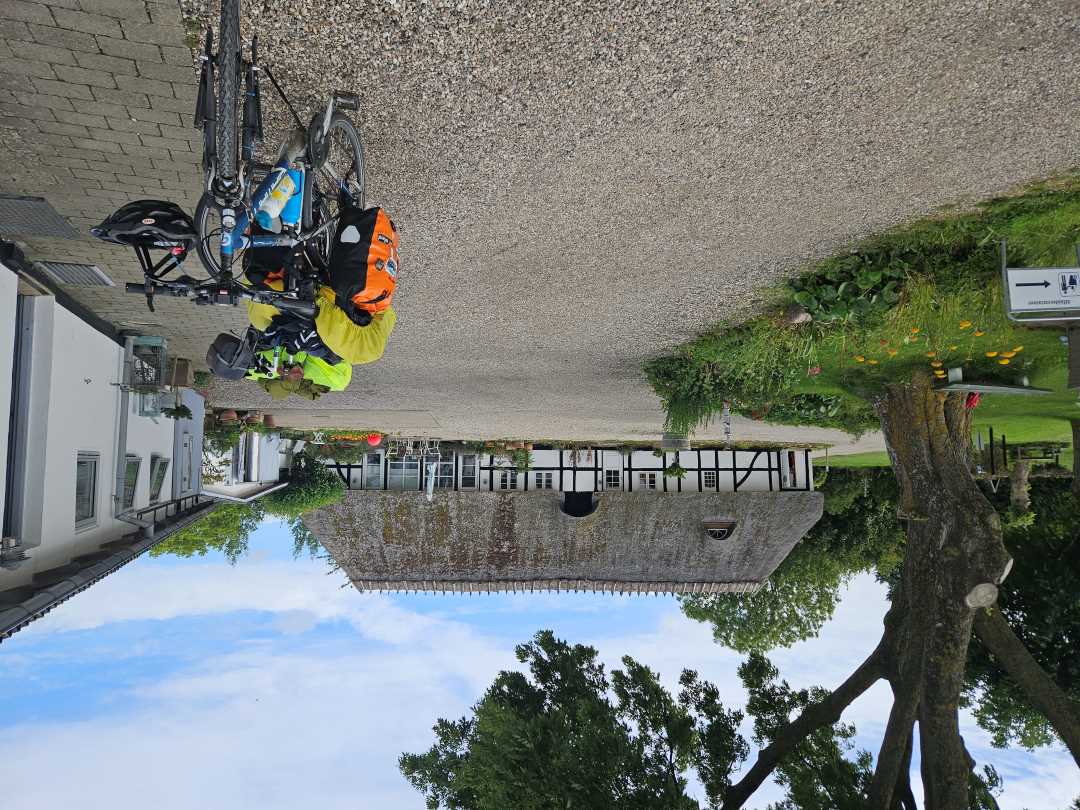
[
  {"left": 867, "top": 680, "right": 921, "bottom": 809},
  {"left": 720, "top": 639, "right": 887, "bottom": 810},
  {"left": 973, "top": 607, "right": 1080, "bottom": 765},
  {"left": 892, "top": 732, "right": 917, "bottom": 810}
]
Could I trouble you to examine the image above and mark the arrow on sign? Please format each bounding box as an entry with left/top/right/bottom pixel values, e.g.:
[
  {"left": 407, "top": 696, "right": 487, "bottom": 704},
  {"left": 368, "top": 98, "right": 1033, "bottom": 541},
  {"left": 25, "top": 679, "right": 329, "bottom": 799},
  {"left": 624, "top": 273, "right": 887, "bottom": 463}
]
[{"left": 1016, "top": 281, "right": 1051, "bottom": 288}]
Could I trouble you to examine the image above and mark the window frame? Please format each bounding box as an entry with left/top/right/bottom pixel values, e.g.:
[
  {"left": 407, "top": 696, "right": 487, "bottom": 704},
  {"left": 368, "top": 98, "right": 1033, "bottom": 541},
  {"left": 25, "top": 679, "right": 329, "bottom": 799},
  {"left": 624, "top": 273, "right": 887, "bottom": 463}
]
[
  {"left": 149, "top": 454, "right": 170, "bottom": 503},
  {"left": 638, "top": 472, "right": 657, "bottom": 490},
  {"left": 75, "top": 451, "right": 100, "bottom": 530},
  {"left": 535, "top": 471, "right": 553, "bottom": 490},
  {"left": 499, "top": 470, "right": 518, "bottom": 490},
  {"left": 604, "top": 469, "right": 621, "bottom": 490},
  {"left": 121, "top": 453, "right": 141, "bottom": 510},
  {"left": 702, "top": 470, "right": 717, "bottom": 490}
]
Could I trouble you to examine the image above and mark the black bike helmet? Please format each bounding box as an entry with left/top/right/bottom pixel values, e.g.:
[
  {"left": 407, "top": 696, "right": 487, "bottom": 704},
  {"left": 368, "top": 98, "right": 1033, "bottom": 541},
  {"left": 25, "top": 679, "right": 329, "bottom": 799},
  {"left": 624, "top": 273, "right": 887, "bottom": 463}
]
[{"left": 91, "top": 200, "right": 198, "bottom": 249}]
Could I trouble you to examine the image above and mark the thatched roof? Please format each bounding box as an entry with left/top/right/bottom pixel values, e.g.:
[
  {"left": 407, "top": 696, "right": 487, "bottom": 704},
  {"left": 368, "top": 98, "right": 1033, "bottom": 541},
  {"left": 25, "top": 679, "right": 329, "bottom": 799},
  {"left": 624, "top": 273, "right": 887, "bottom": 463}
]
[{"left": 304, "top": 491, "right": 823, "bottom": 595}]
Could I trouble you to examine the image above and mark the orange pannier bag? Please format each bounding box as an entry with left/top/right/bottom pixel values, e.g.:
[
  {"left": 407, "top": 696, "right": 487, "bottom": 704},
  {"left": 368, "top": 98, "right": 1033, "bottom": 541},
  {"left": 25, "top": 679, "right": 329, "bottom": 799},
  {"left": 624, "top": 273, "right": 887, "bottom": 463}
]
[{"left": 327, "top": 206, "right": 399, "bottom": 322}]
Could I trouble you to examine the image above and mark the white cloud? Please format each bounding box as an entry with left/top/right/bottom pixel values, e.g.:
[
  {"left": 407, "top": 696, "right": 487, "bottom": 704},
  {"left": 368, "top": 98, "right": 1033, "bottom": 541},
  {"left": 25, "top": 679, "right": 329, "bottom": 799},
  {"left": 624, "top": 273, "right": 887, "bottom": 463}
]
[{"left": 2, "top": 556, "right": 1074, "bottom": 809}]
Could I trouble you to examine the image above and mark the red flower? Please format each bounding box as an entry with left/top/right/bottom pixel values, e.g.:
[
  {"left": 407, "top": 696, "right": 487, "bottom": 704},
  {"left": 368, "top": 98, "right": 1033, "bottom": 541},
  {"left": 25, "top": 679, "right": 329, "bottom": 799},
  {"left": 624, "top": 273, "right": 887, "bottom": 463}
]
[
  {"left": 965, "top": 393, "right": 981, "bottom": 410},
  {"left": 808, "top": 366, "right": 822, "bottom": 376}
]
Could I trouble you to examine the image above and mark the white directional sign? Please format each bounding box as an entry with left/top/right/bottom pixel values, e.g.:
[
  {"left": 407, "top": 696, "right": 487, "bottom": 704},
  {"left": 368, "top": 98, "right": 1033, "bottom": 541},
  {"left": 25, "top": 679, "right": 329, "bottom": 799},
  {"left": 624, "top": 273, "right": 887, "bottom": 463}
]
[
  {"left": 1005, "top": 267, "right": 1080, "bottom": 311},
  {"left": 1000, "top": 240, "right": 1080, "bottom": 323}
]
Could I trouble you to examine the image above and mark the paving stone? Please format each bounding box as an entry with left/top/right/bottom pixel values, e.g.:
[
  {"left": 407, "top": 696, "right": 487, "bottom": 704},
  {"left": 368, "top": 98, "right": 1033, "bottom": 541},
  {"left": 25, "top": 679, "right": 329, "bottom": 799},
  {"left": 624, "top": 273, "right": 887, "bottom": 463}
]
[
  {"left": 159, "top": 44, "right": 191, "bottom": 66},
  {"left": 2, "top": 101, "right": 54, "bottom": 120},
  {"left": 31, "top": 76, "right": 93, "bottom": 98},
  {"left": 90, "top": 84, "right": 148, "bottom": 106},
  {"left": 70, "top": 166, "right": 119, "bottom": 182},
  {"left": 119, "top": 19, "right": 182, "bottom": 45},
  {"left": 34, "top": 118, "right": 87, "bottom": 137},
  {"left": 96, "top": 34, "right": 158, "bottom": 61},
  {"left": 104, "top": 114, "right": 159, "bottom": 134},
  {"left": 119, "top": 140, "right": 168, "bottom": 158},
  {"left": 0, "top": 55, "right": 56, "bottom": 77},
  {"left": 73, "top": 50, "right": 136, "bottom": 75},
  {"left": 77, "top": 0, "right": 148, "bottom": 20},
  {"left": 146, "top": 93, "right": 189, "bottom": 113},
  {"left": 13, "top": 89, "right": 74, "bottom": 109},
  {"left": 87, "top": 124, "right": 139, "bottom": 144},
  {"left": 52, "top": 108, "right": 106, "bottom": 128},
  {"left": 8, "top": 40, "right": 76, "bottom": 64},
  {"left": 71, "top": 96, "right": 125, "bottom": 117},
  {"left": 138, "top": 133, "right": 188, "bottom": 151},
  {"left": 28, "top": 23, "right": 96, "bottom": 52},
  {"left": 116, "top": 72, "right": 171, "bottom": 98},
  {"left": 54, "top": 63, "right": 117, "bottom": 88},
  {"left": 70, "top": 134, "right": 122, "bottom": 152},
  {"left": 135, "top": 59, "right": 192, "bottom": 83},
  {"left": 50, "top": 7, "right": 121, "bottom": 37},
  {"left": 0, "top": 20, "right": 32, "bottom": 41},
  {"left": 127, "top": 105, "right": 179, "bottom": 125},
  {"left": 32, "top": 131, "right": 74, "bottom": 147},
  {"left": 0, "top": 0, "right": 56, "bottom": 25}
]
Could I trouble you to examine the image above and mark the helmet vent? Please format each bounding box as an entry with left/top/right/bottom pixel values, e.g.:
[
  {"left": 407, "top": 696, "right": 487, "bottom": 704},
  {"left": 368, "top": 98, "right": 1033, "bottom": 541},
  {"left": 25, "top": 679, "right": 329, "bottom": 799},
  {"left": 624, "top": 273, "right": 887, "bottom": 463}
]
[
  {"left": 33, "top": 261, "right": 114, "bottom": 287},
  {"left": 0, "top": 194, "right": 78, "bottom": 238}
]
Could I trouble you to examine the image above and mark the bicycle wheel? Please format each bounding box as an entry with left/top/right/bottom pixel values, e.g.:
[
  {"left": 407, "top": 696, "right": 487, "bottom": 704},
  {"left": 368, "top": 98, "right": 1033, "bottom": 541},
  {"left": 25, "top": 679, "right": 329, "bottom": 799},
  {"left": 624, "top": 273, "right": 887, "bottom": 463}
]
[
  {"left": 194, "top": 191, "right": 247, "bottom": 278},
  {"left": 311, "top": 112, "right": 365, "bottom": 217},
  {"left": 215, "top": 0, "right": 241, "bottom": 184}
]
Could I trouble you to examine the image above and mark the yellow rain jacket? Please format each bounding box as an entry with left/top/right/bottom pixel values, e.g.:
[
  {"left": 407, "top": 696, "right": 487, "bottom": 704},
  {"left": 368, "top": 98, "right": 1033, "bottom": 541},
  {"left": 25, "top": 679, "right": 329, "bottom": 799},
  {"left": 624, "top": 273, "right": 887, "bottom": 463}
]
[
  {"left": 247, "top": 286, "right": 397, "bottom": 365},
  {"left": 245, "top": 347, "right": 352, "bottom": 393}
]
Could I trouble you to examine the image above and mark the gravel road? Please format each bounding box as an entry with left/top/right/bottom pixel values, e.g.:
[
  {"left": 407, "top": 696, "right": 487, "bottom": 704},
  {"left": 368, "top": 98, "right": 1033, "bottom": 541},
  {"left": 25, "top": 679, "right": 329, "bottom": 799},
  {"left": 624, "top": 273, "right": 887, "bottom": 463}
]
[{"left": 205, "top": 0, "right": 1080, "bottom": 443}]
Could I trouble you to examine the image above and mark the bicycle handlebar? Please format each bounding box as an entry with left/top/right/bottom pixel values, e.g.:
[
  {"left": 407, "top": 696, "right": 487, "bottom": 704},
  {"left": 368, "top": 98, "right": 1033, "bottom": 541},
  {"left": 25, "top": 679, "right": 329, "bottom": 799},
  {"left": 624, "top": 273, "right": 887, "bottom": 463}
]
[{"left": 123, "top": 277, "right": 317, "bottom": 319}]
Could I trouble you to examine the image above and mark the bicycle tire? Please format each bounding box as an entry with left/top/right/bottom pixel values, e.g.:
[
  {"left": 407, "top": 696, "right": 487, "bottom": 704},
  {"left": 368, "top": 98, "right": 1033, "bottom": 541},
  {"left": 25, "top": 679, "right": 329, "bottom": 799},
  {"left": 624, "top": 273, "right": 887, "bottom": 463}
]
[
  {"left": 313, "top": 112, "right": 365, "bottom": 211},
  {"left": 194, "top": 191, "right": 232, "bottom": 278},
  {"left": 216, "top": 0, "right": 241, "bottom": 184}
]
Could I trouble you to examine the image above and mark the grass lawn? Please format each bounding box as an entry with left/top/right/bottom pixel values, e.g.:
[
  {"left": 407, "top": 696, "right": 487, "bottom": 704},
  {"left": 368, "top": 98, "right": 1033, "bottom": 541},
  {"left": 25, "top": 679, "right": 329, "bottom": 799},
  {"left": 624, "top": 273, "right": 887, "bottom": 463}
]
[{"left": 645, "top": 175, "right": 1080, "bottom": 454}]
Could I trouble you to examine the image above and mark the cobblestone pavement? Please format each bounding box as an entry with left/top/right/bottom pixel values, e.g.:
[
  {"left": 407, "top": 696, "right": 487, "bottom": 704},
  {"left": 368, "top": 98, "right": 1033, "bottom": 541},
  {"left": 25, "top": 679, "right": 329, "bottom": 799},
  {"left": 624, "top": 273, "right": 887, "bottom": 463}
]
[{"left": 3, "top": 1, "right": 1079, "bottom": 444}]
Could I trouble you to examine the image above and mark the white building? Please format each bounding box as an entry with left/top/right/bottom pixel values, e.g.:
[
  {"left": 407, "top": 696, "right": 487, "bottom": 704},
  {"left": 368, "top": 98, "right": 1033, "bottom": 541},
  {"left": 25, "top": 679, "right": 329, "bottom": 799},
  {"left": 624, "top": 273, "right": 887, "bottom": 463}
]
[
  {"left": 0, "top": 247, "right": 213, "bottom": 641},
  {"left": 322, "top": 446, "right": 815, "bottom": 494}
]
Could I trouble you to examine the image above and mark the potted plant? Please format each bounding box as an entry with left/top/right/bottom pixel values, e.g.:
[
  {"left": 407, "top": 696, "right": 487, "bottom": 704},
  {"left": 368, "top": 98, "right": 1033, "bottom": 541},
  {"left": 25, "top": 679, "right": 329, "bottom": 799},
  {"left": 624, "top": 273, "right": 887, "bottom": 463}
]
[
  {"left": 162, "top": 404, "right": 193, "bottom": 420},
  {"left": 664, "top": 463, "right": 687, "bottom": 479}
]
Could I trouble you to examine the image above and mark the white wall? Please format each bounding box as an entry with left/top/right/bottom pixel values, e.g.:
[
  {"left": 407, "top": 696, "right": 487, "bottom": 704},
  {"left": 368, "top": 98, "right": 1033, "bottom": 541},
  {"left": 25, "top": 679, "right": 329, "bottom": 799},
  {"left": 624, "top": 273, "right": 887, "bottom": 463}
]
[
  {"left": 0, "top": 265, "right": 18, "bottom": 524},
  {"left": 4, "top": 300, "right": 175, "bottom": 586}
]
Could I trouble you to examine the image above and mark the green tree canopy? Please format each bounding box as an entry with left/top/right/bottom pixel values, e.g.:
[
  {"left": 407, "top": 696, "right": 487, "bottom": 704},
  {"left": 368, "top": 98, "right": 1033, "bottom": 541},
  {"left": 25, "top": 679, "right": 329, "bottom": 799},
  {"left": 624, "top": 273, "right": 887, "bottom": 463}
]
[
  {"left": 680, "top": 469, "right": 904, "bottom": 654},
  {"left": 151, "top": 501, "right": 262, "bottom": 564},
  {"left": 400, "top": 630, "right": 748, "bottom": 809}
]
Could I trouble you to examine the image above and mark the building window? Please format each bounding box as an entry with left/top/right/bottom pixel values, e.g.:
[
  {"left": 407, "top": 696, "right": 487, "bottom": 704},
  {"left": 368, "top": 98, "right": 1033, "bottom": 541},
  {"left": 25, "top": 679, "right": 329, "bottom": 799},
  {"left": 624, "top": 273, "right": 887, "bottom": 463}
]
[
  {"left": 703, "top": 519, "right": 738, "bottom": 541},
  {"left": 75, "top": 452, "right": 99, "bottom": 528},
  {"left": 535, "top": 472, "right": 553, "bottom": 489},
  {"left": 122, "top": 454, "right": 141, "bottom": 510},
  {"left": 638, "top": 472, "right": 657, "bottom": 490},
  {"left": 499, "top": 470, "right": 518, "bottom": 490},
  {"left": 364, "top": 452, "right": 382, "bottom": 489},
  {"left": 604, "top": 469, "right": 621, "bottom": 490},
  {"left": 702, "top": 470, "right": 717, "bottom": 490},
  {"left": 435, "top": 452, "right": 456, "bottom": 489},
  {"left": 149, "top": 455, "right": 170, "bottom": 503},
  {"left": 460, "top": 454, "right": 478, "bottom": 489}
]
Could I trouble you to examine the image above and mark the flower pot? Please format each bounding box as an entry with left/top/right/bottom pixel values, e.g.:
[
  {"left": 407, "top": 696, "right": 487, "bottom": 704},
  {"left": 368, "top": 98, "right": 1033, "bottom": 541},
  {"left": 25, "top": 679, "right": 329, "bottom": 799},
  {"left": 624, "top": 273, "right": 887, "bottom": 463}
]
[
  {"left": 217, "top": 409, "right": 238, "bottom": 423},
  {"left": 262, "top": 414, "right": 276, "bottom": 429}
]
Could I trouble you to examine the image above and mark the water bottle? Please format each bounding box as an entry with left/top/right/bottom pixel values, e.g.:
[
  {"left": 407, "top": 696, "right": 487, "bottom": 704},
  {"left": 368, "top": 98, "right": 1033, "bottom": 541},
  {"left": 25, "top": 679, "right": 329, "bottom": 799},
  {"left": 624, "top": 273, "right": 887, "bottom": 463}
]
[{"left": 255, "top": 167, "right": 296, "bottom": 230}]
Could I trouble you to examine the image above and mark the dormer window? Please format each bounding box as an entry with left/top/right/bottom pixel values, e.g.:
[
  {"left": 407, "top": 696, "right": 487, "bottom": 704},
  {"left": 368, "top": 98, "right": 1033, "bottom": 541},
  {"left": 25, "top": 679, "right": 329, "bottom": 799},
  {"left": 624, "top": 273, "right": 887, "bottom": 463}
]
[{"left": 703, "top": 520, "right": 737, "bottom": 541}]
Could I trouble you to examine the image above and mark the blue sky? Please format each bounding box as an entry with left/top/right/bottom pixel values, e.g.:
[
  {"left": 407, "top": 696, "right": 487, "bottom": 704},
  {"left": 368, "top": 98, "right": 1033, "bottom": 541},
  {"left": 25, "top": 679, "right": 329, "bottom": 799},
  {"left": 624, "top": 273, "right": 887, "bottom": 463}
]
[{"left": 0, "top": 518, "right": 1076, "bottom": 809}]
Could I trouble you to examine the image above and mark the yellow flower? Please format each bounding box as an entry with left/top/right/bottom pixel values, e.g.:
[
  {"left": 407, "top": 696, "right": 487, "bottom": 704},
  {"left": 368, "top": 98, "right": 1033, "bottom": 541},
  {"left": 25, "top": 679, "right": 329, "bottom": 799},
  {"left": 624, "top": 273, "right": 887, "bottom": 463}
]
[
  {"left": 1013, "top": 345, "right": 1024, "bottom": 352},
  {"left": 985, "top": 351, "right": 998, "bottom": 358},
  {"left": 934, "top": 370, "right": 947, "bottom": 377},
  {"left": 854, "top": 356, "right": 865, "bottom": 363},
  {"left": 887, "top": 348, "right": 898, "bottom": 356},
  {"left": 867, "top": 359, "right": 879, "bottom": 365},
  {"left": 1002, "top": 351, "right": 1017, "bottom": 358},
  {"left": 959, "top": 321, "right": 972, "bottom": 329},
  {"left": 998, "top": 358, "right": 1011, "bottom": 365},
  {"left": 926, "top": 351, "right": 936, "bottom": 358},
  {"left": 910, "top": 327, "right": 920, "bottom": 334},
  {"left": 974, "top": 330, "right": 985, "bottom": 337},
  {"left": 948, "top": 345, "right": 958, "bottom": 350},
  {"left": 931, "top": 361, "right": 943, "bottom": 368}
]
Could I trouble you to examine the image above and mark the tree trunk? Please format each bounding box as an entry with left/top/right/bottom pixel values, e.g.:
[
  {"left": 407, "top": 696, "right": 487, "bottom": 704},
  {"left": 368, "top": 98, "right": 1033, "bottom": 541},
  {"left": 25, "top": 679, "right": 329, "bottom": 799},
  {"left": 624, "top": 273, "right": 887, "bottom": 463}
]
[
  {"left": 1072, "top": 420, "right": 1080, "bottom": 500},
  {"left": 719, "top": 640, "right": 886, "bottom": 810},
  {"left": 876, "top": 377, "right": 1013, "bottom": 809},
  {"left": 973, "top": 608, "right": 1080, "bottom": 765},
  {"left": 1009, "top": 459, "right": 1031, "bottom": 512}
]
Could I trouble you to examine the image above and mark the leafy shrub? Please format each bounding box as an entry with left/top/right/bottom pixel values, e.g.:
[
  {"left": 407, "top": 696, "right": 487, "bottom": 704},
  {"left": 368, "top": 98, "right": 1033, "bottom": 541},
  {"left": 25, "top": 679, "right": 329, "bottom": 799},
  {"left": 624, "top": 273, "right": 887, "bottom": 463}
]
[
  {"left": 204, "top": 417, "right": 243, "bottom": 456},
  {"left": 789, "top": 256, "right": 904, "bottom": 323},
  {"left": 262, "top": 455, "right": 345, "bottom": 519},
  {"left": 664, "top": 463, "right": 687, "bottom": 478},
  {"left": 152, "top": 501, "right": 261, "bottom": 565}
]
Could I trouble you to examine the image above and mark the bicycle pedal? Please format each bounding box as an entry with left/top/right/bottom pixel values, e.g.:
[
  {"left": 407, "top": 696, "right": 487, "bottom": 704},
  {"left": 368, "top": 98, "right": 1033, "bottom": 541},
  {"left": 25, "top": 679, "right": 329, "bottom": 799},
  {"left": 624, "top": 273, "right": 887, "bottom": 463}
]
[{"left": 333, "top": 91, "right": 360, "bottom": 111}]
